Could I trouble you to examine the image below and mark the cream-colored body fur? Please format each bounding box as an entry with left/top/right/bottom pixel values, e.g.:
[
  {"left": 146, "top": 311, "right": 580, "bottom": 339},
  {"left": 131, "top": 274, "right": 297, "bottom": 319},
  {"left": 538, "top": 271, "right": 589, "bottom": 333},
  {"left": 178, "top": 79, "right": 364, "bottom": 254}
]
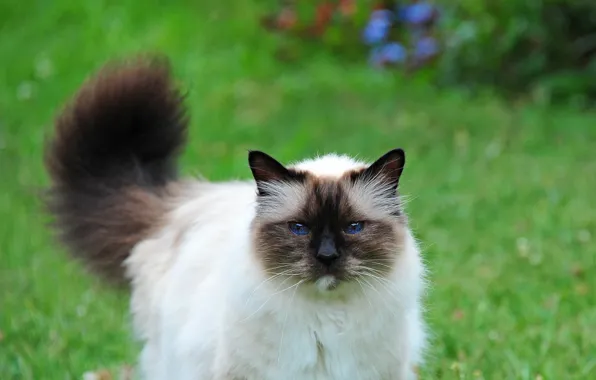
[{"left": 125, "top": 156, "right": 426, "bottom": 380}]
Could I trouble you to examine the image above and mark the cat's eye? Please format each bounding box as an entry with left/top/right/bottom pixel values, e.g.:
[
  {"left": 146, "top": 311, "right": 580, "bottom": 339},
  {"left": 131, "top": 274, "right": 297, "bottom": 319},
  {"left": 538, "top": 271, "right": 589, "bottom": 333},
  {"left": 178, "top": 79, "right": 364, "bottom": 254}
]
[
  {"left": 288, "top": 222, "right": 310, "bottom": 236},
  {"left": 344, "top": 222, "right": 365, "bottom": 235}
]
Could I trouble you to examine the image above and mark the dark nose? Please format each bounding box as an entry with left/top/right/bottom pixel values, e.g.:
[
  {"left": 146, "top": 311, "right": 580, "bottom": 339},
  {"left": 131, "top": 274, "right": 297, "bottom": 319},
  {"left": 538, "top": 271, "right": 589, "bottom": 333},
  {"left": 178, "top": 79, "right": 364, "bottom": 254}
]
[{"left": 316, "top": 238, "right": 340, "bottom": 266}]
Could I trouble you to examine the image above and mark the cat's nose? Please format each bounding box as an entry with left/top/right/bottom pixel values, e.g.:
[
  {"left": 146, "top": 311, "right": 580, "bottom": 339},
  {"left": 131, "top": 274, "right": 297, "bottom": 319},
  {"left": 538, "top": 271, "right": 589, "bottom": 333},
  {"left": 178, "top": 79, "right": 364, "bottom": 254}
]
[{"left": 316, "top": 238, "right": 340, "bottom": 266}]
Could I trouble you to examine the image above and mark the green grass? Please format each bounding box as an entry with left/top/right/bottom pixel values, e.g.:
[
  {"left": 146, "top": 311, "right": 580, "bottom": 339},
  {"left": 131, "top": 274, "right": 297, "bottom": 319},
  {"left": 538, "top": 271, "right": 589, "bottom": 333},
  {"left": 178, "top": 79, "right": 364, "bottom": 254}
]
[{"left": 1, "top": 1, "right": 595, "bottom": 379}]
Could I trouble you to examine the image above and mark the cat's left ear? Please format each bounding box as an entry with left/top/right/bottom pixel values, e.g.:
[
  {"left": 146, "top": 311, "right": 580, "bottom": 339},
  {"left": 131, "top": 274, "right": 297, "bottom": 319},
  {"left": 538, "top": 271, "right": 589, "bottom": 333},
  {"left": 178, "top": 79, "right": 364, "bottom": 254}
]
[
  {"left": 248, "top": 150, "right": 293, "bottom": 196},
  {"left": 361, "top": 148, "right": 406, "bottom": 191}
]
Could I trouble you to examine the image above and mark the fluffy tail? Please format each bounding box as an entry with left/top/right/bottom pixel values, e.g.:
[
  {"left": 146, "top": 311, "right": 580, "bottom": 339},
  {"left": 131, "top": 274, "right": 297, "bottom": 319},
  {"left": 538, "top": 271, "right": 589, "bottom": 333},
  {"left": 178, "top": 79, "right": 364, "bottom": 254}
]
[{"left": 44, "top": 57, "right": 188, "bottom": 284}]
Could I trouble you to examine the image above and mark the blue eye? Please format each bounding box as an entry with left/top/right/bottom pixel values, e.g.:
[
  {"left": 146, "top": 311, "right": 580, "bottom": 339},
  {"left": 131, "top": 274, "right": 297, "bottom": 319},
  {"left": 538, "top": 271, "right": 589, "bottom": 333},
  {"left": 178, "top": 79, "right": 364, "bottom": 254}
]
[
  {"left": 344, "top": 222, "right": 365, "bottom": 234},
  {"left": 288, "top": 222, "right": 310, "bottom": 236}
]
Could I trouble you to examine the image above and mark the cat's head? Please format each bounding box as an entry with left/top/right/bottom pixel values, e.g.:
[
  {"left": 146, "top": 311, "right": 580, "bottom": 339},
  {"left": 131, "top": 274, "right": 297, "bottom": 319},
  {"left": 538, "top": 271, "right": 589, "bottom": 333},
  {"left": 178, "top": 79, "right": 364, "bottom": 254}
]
[{"left": 249, "top": 149, "right": 408, "bottom": 293}]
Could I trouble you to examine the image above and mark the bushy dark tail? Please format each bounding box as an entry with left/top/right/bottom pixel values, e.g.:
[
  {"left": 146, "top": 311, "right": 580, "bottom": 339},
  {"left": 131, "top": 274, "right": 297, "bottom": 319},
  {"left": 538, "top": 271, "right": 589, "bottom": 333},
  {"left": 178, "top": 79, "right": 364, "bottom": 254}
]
[{"left": 44, "top": 57, "right": 188, "bottom": 284}]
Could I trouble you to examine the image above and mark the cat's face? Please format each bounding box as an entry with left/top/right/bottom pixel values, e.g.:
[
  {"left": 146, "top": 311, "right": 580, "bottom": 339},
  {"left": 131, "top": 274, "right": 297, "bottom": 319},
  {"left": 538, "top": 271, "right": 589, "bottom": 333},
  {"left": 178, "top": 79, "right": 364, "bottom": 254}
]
[{"left": 250, "top": 149, "right": 407, "bottom": 292}]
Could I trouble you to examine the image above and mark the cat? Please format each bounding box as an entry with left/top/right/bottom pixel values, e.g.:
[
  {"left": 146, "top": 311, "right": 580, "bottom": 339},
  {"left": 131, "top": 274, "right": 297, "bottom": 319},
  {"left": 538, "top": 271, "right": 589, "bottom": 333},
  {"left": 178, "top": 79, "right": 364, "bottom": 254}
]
[{"left": 44, "top": 57, "right": 427, "bottom": 380}]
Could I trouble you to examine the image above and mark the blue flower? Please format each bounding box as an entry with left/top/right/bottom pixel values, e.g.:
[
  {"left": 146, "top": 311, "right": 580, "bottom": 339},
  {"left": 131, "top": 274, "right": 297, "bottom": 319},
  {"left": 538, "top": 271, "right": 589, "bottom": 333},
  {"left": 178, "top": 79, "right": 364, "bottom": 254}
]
[
  {"left": 362, "top": 10, "right": 394, "bottom": 45},
  {"left": 369, "top": 42, "right": 407, "bottom": 67},
  {"left": 400, "top": 2, "right": 436, "bottom": 25},
  {"left": 414, "top": 36, "right": 439, "bottom": 60}
]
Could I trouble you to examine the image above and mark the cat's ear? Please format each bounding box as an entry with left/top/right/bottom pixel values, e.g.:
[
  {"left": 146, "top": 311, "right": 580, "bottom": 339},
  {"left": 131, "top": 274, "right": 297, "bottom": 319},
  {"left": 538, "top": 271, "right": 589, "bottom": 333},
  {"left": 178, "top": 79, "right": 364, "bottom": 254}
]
[
  {"left": 361, "top": 148, "right": 406, "bottom": 191},
  {"left": 248, "top": 150, "right": 292, "bottom": 195}
]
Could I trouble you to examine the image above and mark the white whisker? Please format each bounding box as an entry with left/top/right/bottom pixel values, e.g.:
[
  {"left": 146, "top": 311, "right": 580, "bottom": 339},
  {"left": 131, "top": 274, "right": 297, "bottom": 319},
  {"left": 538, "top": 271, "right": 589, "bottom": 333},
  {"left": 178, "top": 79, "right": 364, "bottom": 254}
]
[
  {"left": 241, "top": 276, "right": 303, "bottom": 322},
  {"left": 243, "top": 268, "right": 301, "bottom": 308},
  {"left": 277, "top": 279, "right": 303, "bottom": 364}
]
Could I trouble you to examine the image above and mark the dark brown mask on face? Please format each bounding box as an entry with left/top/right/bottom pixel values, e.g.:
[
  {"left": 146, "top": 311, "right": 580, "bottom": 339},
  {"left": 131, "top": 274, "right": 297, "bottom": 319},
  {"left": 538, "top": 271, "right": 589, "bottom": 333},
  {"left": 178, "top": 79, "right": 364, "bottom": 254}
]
[{"left": 249, "top": 149, "right": 408, "bottom": 291}]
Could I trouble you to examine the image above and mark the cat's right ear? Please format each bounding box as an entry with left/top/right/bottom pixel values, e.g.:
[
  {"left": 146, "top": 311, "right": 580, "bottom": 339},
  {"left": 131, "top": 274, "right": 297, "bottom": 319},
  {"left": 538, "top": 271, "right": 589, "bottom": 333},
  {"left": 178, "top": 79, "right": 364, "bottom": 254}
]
[{"left": 248, "top": 150, "right": 292, "bottom": 196}]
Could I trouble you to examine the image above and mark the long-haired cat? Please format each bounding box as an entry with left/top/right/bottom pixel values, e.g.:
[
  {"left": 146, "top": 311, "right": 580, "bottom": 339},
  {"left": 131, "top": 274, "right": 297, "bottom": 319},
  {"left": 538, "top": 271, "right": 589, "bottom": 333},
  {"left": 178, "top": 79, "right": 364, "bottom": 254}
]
[{"left": 44, "top": 57, "right": 427, "bottom": 380}]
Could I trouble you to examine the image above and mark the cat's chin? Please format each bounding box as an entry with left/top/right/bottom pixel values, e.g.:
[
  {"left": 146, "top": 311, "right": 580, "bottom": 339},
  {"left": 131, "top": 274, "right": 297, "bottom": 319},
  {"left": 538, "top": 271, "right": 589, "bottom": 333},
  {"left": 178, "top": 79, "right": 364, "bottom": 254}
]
[{"left": 315, "top": 275, "right": 339, "bottom": 292}]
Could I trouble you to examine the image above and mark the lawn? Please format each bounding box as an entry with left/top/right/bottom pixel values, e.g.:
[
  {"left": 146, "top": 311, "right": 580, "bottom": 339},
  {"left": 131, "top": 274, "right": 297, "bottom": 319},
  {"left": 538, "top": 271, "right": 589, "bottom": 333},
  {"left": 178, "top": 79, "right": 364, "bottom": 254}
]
[{"left": 1, "top": 1, "right": 595, "bottom": 379}]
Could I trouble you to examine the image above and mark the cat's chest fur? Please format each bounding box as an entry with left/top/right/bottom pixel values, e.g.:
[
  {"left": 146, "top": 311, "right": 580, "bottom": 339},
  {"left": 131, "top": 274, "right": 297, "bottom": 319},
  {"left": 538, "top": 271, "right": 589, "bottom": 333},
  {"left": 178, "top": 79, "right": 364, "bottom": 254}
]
[
  {"left": 230, "top": 312, "right": 410, "bottom": 380},
  {"left": 216, "top": 296, "right": 408, "bottom": 380},
  {"left": 150, "top": 257, "right": 416, "bottom": 380}
]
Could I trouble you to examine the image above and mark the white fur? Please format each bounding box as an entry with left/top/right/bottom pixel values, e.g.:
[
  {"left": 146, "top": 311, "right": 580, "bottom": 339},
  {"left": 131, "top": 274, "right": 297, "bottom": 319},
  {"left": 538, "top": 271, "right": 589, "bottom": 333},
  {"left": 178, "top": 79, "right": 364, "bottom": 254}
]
[
  {"left": 125, "top": 155, "right": 426, "bottom": 380},
  {"left": 292, "top": 154, "right": 367, "bottom": 178}
]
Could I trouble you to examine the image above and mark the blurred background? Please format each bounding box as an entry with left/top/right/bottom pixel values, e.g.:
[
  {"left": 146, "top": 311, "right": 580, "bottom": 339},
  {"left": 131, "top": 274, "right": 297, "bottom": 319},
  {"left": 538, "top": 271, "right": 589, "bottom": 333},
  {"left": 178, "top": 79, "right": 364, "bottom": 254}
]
[{"left": 0, "top": 1, "right": 595, "bottom": 379}]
